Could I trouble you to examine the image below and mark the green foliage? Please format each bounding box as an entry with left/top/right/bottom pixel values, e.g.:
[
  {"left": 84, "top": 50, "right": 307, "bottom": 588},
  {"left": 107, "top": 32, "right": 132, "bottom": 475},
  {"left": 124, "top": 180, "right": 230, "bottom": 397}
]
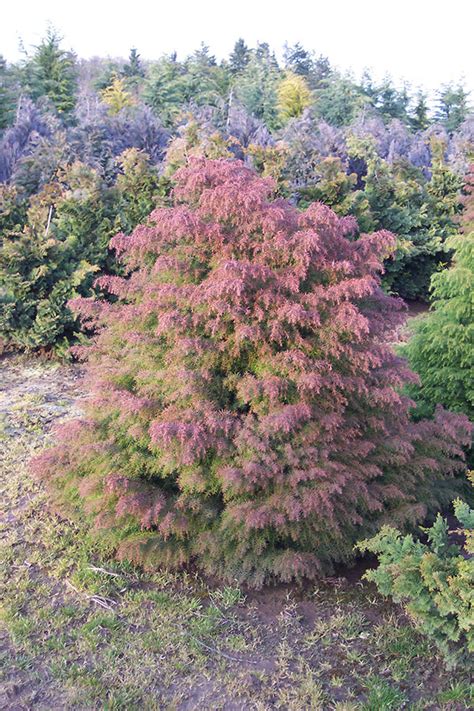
[
  {"left": 357, "top": 473, "right": 474, "bottom": 668},
  {"left": 144, "top": 56, "right": 191, "bottom": 126},
  {"left": 346, "top": 136, "right": 463, "bottom": 300},
  {"left": 233, "top": 46, "right": 280, "bottom": 129},
  {"left": 229, "top": 39, "right": 251, "bottom": 75},
  {"left": 409, "top": 91, "right": 430, "bottom": 131},
  {"left": 22, "top": 28, "right": 77, "bottom": 115},
  {"left": 123, "top": 48, "right": 145, "bottom": 80},
  {"left": 0, "top": 151, "right": 168, "bottom": 351},
  {"left": 402, "top": 168, "right": 474, "bottom": 419},
  {"left": 0, "top": 55, "right": 17, "bottom": 129},
  {"left": 435, "top": 83, "right": 471, "bottom": 133},
  {"left": 314, "top": 75, "right": 369, "bottom": 126},
  {"left": 114, "top": 148, "right": 169, "bottom": 232},
  {"left": 144, "top": 48, "right": 228, "bottom": 128},
  {"left": 295, "top": 156, "right": 370, "bottom": 226}
]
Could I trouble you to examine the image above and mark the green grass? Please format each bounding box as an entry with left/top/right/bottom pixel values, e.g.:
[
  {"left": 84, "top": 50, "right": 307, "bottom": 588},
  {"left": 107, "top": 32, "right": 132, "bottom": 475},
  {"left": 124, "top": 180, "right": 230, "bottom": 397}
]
[{"left": 1, "top": 355, "right": 473, "bottom": 709}]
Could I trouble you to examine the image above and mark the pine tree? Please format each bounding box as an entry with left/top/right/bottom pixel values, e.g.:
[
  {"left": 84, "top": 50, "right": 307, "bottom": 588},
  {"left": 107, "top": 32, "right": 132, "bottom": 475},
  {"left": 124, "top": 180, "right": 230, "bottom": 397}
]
[
  {"left": 283, "top": 43, "right": 313, "bottom": 77},
  {"left": 32, "top": 158, "right": 470, "bottom": 586},
  {"left": 0, "top": 56, "right": 16, "bottom": 129}
]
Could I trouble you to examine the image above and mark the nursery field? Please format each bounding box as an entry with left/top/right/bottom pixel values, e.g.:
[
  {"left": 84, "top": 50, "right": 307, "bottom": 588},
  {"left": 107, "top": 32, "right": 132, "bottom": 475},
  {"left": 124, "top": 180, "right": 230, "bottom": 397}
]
[
  {"left": 1, "top": 25, "right": 474, "bottom": 711},
  {"left": 0, "top": 354, "right": 472, "bottom": 710}
]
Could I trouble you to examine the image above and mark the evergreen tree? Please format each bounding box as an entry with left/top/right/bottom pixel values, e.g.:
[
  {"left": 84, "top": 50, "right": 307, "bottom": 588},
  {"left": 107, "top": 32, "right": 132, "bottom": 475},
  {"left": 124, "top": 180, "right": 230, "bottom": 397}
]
[
  {"left": 410, "top": 90, "right": 430, "bottom": 131},
  {"left": 229, "top": 39, "right": 250, "bottom": 75},
  {"left": 0, "top": 56, "right": 16, "bottom": 129},
  {"left": 101, "top": 76, "right": 135, "bottom": 114},
  {"left": 23, "top": 27, "right": 77, "bottom": 115},
  {"left": 283, "top": 42, "right": 313, "bottom": 77},
  {"left": 277, "top": 72, "right": 312, "bottom": 123},
  {"left": 403, "top": 166, "right": 474, "bottom": 420},
  {"left": 315, "top": 75, "right": 369, "bottom": 126},
  {"left": 32, "top": 158, "right": 470, "bottom": 586},
  {"left": 144, "top": 56, "right": 189, "bottom": 126},
  {"left": 435, "top": 83, "right": 471, "bottom": 134},
  {"left": 234, "top": 50, "right": 280, "bottom": 129},
  {"left": 123, "top": 48, "right": 145, "bottom": 79}
]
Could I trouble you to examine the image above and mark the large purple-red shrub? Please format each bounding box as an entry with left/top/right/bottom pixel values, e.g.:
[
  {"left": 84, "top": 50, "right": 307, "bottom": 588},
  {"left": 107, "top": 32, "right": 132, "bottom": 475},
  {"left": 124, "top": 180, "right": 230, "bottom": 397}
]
[{"left": 32, "top": 158, "right": 471, "bottom": 586}]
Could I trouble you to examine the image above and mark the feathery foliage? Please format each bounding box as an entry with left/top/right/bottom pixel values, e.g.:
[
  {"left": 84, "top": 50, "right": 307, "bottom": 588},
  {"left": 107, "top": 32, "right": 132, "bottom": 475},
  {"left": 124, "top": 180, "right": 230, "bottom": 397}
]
[{"left": 32, "top": 158, "right": 471, "bottom": 586}]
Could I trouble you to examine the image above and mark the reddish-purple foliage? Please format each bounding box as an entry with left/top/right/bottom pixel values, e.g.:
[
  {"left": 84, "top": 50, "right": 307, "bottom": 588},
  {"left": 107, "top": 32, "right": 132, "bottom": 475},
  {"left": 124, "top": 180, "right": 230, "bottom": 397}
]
[{"left": 32, "top": 158, "right": 471, "bottom": 586}]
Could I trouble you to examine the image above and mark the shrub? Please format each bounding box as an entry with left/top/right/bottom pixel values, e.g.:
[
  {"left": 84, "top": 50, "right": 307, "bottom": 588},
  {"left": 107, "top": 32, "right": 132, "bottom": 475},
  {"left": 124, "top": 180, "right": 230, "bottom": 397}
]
[
  {"left": 32, "top": 158, "right": 471, "bottom": 586},
  {"left": 357, "top": 472, "right": 474, "bottom": 668}
]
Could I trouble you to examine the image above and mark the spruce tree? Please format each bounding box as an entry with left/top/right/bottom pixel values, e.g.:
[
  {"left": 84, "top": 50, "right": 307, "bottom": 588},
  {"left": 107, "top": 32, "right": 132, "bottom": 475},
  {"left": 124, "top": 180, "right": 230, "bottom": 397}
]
[
  {"left": 23, "top": 28, "right": 77, "bottom": 115},
  {"left": 410, "top": 90, "right": 430, "bottom": 131},
  {"left": 435, "top": 83, "right": 471, "bottom": 134},
  {"left": 229, "top": 39, "right": 250, "bottom": 75},
  {"left": 123, "top": 48, "right": 144, "bottom": 79}
]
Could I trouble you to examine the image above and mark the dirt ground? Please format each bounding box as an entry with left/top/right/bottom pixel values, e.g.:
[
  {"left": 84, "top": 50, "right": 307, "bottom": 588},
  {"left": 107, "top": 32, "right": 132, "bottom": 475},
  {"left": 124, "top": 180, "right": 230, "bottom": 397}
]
[{"left": 0, "top": 353, "right": 472, "bottom": 710}]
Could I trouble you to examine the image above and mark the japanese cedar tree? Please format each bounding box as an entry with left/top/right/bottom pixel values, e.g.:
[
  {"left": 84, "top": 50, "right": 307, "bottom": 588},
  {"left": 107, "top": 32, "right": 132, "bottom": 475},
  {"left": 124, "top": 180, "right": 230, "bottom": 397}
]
[{"left": 32, "top": 159, "right": 471, "bottom": 587}]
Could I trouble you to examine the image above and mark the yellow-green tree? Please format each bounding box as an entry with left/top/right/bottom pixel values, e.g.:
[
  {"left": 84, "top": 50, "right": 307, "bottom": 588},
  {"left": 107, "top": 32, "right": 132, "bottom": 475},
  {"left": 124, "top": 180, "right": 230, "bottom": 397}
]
[
  {"left": 101, "top": 76, "right": 135, "bottom": 114},
  {"left": 277, "top": 72, "right": 312, "bottom": 123}
]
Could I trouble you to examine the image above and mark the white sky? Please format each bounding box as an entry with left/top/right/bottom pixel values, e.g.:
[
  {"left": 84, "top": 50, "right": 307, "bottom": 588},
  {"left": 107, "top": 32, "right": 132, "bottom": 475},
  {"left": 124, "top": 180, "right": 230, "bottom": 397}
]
[{"left": 2, "top": 0, "right": 473, "bottom": 94}]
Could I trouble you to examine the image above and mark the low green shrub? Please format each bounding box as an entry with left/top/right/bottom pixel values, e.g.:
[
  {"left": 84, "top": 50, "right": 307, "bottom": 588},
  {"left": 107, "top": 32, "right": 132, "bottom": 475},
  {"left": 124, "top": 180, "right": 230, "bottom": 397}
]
[{"left": 357, "top": 472, "right": 474, "bottom": 668}]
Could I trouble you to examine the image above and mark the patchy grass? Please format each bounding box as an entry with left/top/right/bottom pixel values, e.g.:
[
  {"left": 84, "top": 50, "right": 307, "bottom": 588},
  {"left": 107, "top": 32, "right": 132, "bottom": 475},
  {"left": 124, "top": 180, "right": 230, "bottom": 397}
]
[{"left": 0, "top": 355, "right": 473, "bottom": 710}]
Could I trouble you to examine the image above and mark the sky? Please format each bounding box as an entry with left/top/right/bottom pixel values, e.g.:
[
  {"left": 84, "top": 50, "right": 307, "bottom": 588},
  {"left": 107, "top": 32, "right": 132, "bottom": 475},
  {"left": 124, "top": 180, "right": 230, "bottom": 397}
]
[{"left": 2, "top": 0, "right": 473, "bottom": 94}]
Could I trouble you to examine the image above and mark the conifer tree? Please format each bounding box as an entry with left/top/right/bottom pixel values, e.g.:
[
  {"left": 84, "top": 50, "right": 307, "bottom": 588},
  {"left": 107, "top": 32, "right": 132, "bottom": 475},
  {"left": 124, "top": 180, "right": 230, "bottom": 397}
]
[
  {"left": 283, "top": 43, "right": 313, "bottom": 77},
  {"left": 403, "top": 166, "right": 474, "bottom": 420},
  {"left": 123, "top": 48, "right": 145, "bottom": 79},
  {"left": 32, "top": 158, "right": 470, "bottom": 586},
  {"left": 229, "top": 39, "right": 250, "bottom": 75},
  {"left": 0, "top": 56, "right": 16, "bottom": 129},
  {"left": 410, "top": 90, "right": 430, "bottom": 131},
  {"left": 435, "top": 83, "right": 471, "bottom": 134},
  {"left": 101, "top": 76, "right": 135, "bottom": 114},
  {"left": 277, "top": 72, "right": 312, "bottom": 123},
  {"left": 23, "top": 28, "right": 77, "bottom": 115}
]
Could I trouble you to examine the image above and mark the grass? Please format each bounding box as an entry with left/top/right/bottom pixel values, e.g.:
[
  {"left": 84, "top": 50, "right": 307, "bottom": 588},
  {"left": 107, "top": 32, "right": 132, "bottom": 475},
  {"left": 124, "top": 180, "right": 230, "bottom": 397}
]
[{"left": 1, "top": 354, "right": 473, "bottom": 710}]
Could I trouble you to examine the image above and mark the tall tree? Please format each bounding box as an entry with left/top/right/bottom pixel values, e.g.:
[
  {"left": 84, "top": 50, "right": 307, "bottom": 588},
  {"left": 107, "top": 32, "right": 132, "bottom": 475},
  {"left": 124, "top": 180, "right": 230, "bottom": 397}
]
[
  {"left": 23, "top": 27, "right": 77, "bottom": 115},
  {"left": 410, "top": 90, "right": 430, "bottom": 131},
  {"left": 283, "top": 42, "right": 313, "bottom": 77},
  {"left": 277, "top": 72, "right": 312, "bottom": 123},
  {"left": 229, "top": 39, "right": 250, "bottom": 75},
  {"left": 123, "top": 48, "right": 145, "bottom": 79},
  {"left": 0, "top": 56, "right": 16, "bottom": 129},
  {"left": 435, "top": 83, "right": 471, "bottom": 133}
]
